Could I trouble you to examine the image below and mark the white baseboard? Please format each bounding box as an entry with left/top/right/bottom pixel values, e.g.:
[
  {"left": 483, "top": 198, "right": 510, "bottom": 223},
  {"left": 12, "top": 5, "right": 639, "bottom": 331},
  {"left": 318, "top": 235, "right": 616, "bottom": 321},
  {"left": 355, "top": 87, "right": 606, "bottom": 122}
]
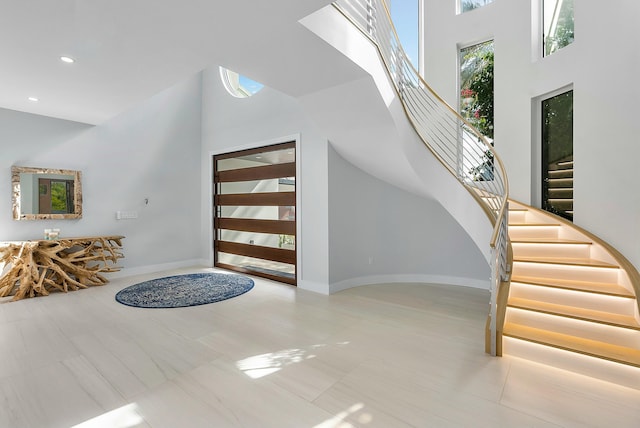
[
  {"left": 108, "top": 259, "right": 210, "bottom": 279},
  {"left": 329, "top": 274, "right": 490, "bottom": 294},
  {"left": 297, "top": 279, "right": 331, "bottom": 295}
]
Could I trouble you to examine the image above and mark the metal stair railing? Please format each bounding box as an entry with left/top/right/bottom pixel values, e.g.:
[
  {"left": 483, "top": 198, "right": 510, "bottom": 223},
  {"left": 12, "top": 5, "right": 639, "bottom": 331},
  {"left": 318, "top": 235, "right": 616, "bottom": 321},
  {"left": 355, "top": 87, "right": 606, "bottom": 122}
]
[{"left": 333, "top": 0, "right": 510, "bottom": 356}]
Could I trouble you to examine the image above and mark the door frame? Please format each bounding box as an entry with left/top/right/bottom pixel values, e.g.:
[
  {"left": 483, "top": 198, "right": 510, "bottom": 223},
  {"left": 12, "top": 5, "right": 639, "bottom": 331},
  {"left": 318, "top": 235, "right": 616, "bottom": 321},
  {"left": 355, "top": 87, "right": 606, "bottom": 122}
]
[
  {"left": 531, "top": 84, "right": 573, "bottom": 209},
  {"left": 208, "top": 134, "right": 301, "bottom": 283}
]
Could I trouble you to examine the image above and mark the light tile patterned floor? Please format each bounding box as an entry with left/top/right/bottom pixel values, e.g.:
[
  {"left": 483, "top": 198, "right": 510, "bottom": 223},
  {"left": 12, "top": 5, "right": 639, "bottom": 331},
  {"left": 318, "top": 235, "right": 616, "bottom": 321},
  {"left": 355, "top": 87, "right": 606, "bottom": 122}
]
[{"left": 0, "top": 267, "right": 638, "bottom": 427}]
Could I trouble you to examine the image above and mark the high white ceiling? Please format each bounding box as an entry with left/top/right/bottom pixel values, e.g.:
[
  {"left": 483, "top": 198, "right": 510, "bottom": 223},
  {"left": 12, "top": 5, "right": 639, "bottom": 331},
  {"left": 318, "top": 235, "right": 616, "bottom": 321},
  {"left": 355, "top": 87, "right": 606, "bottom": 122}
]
[{"left": 0, "top": 0, "right": 363, "bottom": 125}]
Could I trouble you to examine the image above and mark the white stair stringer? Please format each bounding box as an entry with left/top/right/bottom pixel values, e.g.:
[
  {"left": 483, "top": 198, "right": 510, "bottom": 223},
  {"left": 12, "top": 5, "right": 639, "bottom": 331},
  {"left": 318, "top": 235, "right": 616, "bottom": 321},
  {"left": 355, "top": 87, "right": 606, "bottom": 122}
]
[
  {"left": 504, "top": 200, "right": 640, "bottom": 389},
  {"left": 299, "top": 5, "right": 493, "bottom": 263}
]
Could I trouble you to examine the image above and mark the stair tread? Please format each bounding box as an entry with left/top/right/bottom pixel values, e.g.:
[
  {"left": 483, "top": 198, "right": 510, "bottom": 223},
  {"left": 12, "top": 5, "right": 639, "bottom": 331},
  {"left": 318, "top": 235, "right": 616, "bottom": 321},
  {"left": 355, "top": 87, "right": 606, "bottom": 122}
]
[
  {"left": 508, "top": 297, "right": 640, "bottom": 330},
  {"left": 503, "top": 323, "right": 640, "bottom": 367},
  {"left": 509, "top": 223, "right": 561, "bottom": 227},
  {"left": 556, "top": 160, "right": 574, "bottom": 166},
  {"left": 513, "top": 256, "right": 619, "bottom": 268},
  {"left": 510, "top": 238, "right": 591, "bottom": 245},
  {"left": 514, "top": 256, "right": 618, "bottom": 268},
  {"left": 510, "top": 275, "right": 635, "bottom": 298}
]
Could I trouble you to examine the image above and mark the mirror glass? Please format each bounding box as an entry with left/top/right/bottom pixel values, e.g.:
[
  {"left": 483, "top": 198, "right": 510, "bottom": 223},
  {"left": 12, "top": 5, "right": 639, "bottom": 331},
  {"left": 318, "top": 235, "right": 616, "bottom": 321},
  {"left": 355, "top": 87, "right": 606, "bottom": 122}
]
[{"left": 12, "top": 166, "right": 82, "bottom": 220}]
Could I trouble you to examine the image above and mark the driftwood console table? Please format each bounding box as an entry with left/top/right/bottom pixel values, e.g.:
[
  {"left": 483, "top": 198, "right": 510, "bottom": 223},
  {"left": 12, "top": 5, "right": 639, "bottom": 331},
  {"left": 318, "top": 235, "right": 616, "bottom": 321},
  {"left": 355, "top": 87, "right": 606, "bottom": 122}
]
[{"left": 0, "top": 236, "right": 124, "bottom": 301}]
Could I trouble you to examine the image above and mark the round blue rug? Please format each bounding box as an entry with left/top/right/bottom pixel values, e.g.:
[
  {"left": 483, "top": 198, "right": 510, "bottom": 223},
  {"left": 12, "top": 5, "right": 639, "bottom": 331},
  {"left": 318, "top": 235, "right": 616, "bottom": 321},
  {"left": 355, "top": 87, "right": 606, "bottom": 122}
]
[{"left": 115, "top": 273, "right": 254, "bottom": 308}]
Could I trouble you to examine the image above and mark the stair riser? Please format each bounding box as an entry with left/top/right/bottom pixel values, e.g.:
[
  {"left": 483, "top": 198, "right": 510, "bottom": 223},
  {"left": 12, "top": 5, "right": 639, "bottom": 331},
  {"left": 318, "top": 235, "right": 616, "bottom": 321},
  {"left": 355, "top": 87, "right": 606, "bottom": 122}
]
[
  {"left": 508, "top": 210, "right": 527, "bottom": 224},
  {"left": 547, "top": 188, "right": 573, "bottom": 198},
  {"left": 511, "top": 242, "right": 590, "bottom": 259},
  {"left": 506, "top": 308, "right": 640, "bottom": 348},
  {"left": 509, "top": 282, "right": 636, "bottom": 316},
  {"left": 547, "top": 199, "right": 573, "bottom": 210},
  {"left": 547, "top": 178, "right": 573, "bottom": 188},
  {"left": 502, "top": 337, "right": 640, "bottom": 390},
  {"left": 548, "top": 169, "right": 574, "bottom": 179},
  {"left": 508, "top": 226, "right": 560, "bottom": 240},
  {"left": 512, "top": 262, "right": 619, "bottom": 284}
]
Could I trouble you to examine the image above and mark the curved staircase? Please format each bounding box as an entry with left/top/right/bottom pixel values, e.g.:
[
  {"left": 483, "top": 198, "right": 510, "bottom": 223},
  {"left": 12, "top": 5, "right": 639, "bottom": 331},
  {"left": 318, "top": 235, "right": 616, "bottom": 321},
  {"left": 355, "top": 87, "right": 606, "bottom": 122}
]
[
  {"left": 323, "top": 0, "right": 640, "bottom": 386},
  {"left": 504, "top": 200, "right": 640, "bottom": 387}
]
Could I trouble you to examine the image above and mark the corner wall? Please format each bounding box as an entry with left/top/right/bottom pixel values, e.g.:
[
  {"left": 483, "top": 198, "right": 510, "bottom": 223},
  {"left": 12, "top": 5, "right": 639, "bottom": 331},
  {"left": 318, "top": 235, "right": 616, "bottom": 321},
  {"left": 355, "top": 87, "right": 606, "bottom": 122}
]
[
  {"left": 0, "top": 74, "right": 203, "bottom": 272},
  {"left": 328, "top": 144, "right": 489, "bottom": 292}
]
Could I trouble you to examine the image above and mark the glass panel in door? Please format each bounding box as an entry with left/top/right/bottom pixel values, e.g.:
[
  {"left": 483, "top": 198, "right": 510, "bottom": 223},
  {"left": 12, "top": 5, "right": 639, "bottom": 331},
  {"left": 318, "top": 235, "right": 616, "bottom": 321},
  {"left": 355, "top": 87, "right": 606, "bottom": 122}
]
[{"left": 542, "top": 89, "right": 573, "bottom": 221}]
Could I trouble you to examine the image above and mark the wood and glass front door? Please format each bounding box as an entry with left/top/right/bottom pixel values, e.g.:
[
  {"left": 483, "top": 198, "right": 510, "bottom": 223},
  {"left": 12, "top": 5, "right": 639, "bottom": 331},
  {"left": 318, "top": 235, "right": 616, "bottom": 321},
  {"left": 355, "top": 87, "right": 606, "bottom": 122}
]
[{"left": 213, "top": 142, "right": 296, "bottom": 285}]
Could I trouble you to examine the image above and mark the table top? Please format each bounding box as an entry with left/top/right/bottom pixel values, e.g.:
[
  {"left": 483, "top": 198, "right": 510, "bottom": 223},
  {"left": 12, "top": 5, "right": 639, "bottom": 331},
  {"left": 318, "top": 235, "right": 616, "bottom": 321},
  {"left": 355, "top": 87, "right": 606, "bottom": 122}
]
[{"left": 0, "top": 235, "right": 125, "bottom": 246}]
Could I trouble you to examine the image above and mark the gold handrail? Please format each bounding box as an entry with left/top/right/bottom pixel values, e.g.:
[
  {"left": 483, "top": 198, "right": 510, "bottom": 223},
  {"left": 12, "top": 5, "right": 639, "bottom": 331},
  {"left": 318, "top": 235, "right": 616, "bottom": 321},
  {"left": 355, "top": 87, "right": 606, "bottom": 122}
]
[{"left": 335, "top": 0, "right": 508, "bottom": 232}]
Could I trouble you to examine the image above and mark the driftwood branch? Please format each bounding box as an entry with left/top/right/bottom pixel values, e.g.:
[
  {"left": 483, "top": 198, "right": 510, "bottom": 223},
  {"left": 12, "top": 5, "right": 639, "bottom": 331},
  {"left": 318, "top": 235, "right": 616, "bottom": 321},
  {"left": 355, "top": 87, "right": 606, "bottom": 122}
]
[{"left": 0, "top": 236, "right": 124, "bottom": 301}]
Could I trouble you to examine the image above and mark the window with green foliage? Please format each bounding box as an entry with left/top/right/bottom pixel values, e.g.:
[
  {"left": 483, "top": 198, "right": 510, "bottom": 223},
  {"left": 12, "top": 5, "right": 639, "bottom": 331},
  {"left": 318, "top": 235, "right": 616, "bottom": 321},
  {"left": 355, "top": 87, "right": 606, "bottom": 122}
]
[
  {"left": 50, "top": 181, "right": 69, "bottom": 213},
  {"left": 544, "top": 0, "right": 574, "bottom": 56},
  {"left": 460, "top": 40, "right": 494, "bottom": 140},
  {"left": 460, "top": 0, "right": 493, "bottom": 14},
  {"left": 460, "top": 40, "right": 494, "bottom": 181}
]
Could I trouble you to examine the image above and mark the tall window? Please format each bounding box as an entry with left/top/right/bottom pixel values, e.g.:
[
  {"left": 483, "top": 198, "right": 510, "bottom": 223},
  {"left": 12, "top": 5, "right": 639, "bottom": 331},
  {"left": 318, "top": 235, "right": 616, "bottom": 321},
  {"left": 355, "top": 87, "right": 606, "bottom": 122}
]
[
  {"left": 542, "top": 90, "right": 573, "bottom": 220},
  {"left": 459, "top": 0, "right": 494, "bottom": 14},
  {"left": 460, "top": 40, "right": 494, "bottom": 180},
  {"left": 543, "top": 0, "right": 574, "bottom": 56},
  {"left": 389, "top": 0, "right": 420, "bottom": 71},
  {"left": 460, "top": 40, "right": 494, "bottom": 140}
]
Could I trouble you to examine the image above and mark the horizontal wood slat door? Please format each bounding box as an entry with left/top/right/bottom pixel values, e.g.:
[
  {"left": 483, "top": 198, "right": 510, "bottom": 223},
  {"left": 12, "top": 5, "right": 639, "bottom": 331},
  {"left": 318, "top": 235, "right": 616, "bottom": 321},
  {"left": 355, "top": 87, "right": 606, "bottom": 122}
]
[
  {"left": 217, "top": 163, "right": 295, "bottom": 183},
  {"left": 215, "top": 192, "right": 295, "bottom": 207},
  {"left": 215, "top": 218, "right": 296, "bottom": 235},
  {"left": 213, "top": 141, "right": 296, "bottom": 285}
]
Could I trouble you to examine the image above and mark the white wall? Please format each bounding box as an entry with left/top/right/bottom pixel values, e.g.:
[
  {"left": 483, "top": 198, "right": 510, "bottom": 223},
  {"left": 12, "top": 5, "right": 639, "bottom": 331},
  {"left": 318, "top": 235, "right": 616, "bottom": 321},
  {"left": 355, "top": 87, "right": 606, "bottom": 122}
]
[
  {"left": 0, "top": 74, "right": 203, "bottom": 272},
  {"left": 200, "top": 67, "right": 331, "bottom": 293},
  {"left": 423, "top": 0, "right": 640, "bottom": 271},
  {"left": 302, "top": 5, "right": 494, "bottom": 265},
  {"left": 328, "top": 144, "right": 489, "bottom": 292},
  {"left": 200, "top": 63, "right": 491, "bottom": 294}
]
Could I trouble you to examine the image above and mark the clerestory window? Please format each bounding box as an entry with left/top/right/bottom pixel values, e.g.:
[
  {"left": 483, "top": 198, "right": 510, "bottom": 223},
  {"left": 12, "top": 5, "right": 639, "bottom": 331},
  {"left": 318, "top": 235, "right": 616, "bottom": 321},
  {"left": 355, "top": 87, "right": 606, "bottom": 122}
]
[
  {"left": 459, "top": 0, "right": 494, "bottom": 14},
  {"left": 219, "top": 67, "right": 264, "bottom": 98},
  {"left": 543, "top": 0, "right": 574, "bottom": 56}
]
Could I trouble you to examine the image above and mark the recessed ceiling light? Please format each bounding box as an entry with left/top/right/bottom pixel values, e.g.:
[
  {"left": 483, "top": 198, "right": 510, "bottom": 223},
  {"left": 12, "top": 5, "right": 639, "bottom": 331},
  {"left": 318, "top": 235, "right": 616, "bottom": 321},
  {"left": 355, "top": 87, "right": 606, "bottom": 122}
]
[
  {"left": 255, "top": 156, "right": 262, "bottom": 159},
  {"left": 60, "top": 56, "right": 75, "bottom": 63},
  {"left": 28, "top": 97, "right": 39, "bottom": 102}
]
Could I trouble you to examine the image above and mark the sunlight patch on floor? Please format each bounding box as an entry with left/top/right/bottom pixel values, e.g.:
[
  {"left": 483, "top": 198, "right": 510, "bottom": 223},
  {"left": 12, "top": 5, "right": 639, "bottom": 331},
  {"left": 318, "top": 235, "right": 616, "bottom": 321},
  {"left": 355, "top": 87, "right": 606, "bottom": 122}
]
[
  {"left": 236, "top": 342, "right": 351, "bottom": 379},
  {"left": 314, "top": 403, "right": 373, "bottom": 427},
  {"left": 71, "top": 403, "right": 144, "bottom": 428},
  {"left": 236, "top": 348, "right": 313, "bottom": 379}
]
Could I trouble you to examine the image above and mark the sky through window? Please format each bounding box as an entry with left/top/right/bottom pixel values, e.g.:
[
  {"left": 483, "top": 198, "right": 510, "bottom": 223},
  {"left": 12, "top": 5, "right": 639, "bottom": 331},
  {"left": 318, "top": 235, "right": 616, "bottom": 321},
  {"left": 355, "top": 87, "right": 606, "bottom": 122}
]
[{"left": 388, "top": 0, "right": 419, "bottom": 71}]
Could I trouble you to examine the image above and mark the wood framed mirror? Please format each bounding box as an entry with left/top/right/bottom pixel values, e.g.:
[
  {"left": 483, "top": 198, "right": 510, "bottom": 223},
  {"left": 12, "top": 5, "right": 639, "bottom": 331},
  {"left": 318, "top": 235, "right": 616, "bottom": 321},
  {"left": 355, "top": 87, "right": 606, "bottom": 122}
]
[{"left": 12, "top": 166, "right": 82, "bottom": 220}]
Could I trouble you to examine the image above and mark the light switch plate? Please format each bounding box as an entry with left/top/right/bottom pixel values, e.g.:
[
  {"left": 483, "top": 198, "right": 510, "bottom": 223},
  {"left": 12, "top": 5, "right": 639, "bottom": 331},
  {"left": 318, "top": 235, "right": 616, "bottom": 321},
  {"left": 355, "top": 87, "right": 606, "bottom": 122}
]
[{"left": 116, "top": 210, "right": 138, "bottom": 220}]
